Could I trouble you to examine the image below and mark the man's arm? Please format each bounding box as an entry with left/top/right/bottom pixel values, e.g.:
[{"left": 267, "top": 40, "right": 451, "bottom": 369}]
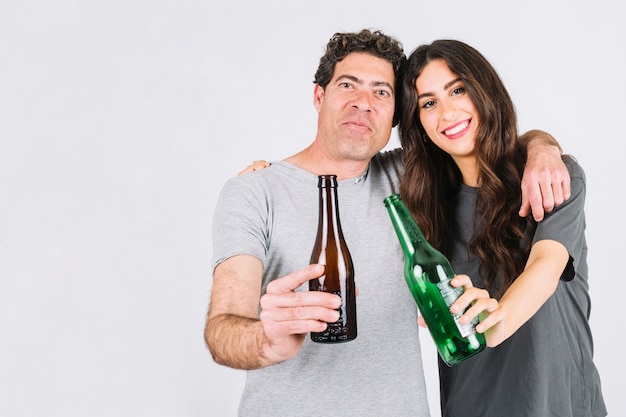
[
  {"left": 237, "top": 160, "right": 271, "bottom": 176},
  {"left": 205, "top": 255, "right": 268, "bottom": 370},
  {"left": 520, "top": 130, "right": 571, "bottom": 221},
  {"left": 205, "top": 256, "right": 340, "bottom": 370}
]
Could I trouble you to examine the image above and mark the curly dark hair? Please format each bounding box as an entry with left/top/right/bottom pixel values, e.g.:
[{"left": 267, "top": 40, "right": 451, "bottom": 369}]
[
  {"left": 313, "top": 29, "right": 406, "bottom": 126},
  {"left": 398, "top": 39, "right": 535, "bottom": 296}
]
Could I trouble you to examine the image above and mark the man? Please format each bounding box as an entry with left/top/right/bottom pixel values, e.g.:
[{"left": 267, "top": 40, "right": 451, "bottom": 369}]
[{"left": 206, "top": 29, "right": 569, "bottom": 417}]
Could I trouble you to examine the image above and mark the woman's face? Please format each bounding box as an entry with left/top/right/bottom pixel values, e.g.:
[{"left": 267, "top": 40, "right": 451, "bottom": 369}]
[{"left": 415, "top": 58, "right": 480, "bottom": 176}]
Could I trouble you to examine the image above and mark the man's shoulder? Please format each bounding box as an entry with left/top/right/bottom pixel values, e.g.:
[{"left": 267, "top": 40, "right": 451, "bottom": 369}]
[
  {"left": 373, "top": 147, "right": 402, "bottom": 161},
  {"left": 370, "top": 148, "right": 404, "bottom": 172},
  {"left": 219, "top": 161, "right": 317, "bottom": 203}
]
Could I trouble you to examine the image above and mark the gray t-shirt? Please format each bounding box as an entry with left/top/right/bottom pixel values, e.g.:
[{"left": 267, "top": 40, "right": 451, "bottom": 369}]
[
  {"left": 212, "top": 149, "right": 432, "bottom": 417},
  {"left": 439, "top": 157, "right": 607, "bottom": 417}
]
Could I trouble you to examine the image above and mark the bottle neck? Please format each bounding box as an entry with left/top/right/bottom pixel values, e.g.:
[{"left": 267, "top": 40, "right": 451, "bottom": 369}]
[
  {"left": 384, "top": 194, "right": 429, "bottom": 257},
  {"left": 316, "top": 174, "right": 342, "bottom": 241},
  {"left": 318, "top": 174, "right": 339, "bottom": 223},
  {"left": 318, "top": 174, "right": 338, "bottom": 188}
]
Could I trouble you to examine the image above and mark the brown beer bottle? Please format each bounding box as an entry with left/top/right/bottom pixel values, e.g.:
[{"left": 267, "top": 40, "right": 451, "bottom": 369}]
[{"left": 309, "top": 175, "right": 357, "bottom": 343}]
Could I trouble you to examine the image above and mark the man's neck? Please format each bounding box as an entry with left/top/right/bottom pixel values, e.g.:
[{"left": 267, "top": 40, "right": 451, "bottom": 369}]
[{"left": 284, "top": 146, "right": 371, "bottom": 181}]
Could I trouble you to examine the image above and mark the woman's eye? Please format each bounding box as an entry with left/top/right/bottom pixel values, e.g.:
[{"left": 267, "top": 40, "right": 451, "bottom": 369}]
[
  {"left": 421, "top": 100, "right": 435, "bottom": 109},
  {"left": 452, "top": 86, "right": 465, "bottom": 95}
]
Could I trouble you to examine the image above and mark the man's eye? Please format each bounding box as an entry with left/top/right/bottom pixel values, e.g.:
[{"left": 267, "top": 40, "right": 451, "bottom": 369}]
[{"left": 377, "top": 90, "right": 391, "bottom": 97}]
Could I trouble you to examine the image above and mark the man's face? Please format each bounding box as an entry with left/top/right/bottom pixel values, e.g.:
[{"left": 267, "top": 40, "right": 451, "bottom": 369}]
[{"left": 313, "top": 52, "right": 395, "bottom": 162}]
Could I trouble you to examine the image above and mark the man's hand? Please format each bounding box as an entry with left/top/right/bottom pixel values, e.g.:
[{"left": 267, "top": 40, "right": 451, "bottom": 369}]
[
  {"left": 207, "top": 257, "right": 338, "bottom": 369},
  {"left": 519, "top": 138, "right": 571, "bottom": 221},
  {"left": 259, "top": 264, "right": 341, "bottom": 363},
  {"left": 238, "top": 160, "right": 271, "bottom": 176}
]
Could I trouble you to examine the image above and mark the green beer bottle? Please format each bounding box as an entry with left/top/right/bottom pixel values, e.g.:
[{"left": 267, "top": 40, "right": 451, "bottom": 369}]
[
  {"left": 384, "top": 193, "right": 485, "bottom": 365},
  {"left": 309, "top": 175, "right": 357, "bottom": 343}
]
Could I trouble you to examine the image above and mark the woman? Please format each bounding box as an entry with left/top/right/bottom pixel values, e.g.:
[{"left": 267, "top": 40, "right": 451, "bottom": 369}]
[{"left": 399, "top": 40, "right": 606, "bottom": 417}]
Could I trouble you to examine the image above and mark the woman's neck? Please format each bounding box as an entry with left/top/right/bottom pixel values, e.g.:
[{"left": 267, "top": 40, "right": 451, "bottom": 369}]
[{"left": 453, "top": 155, "right": 479, "bottom": 187}]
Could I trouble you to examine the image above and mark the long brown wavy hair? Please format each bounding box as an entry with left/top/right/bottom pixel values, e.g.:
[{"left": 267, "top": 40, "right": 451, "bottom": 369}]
[{"left": 398, "top": 40, "right": 535, "bottom": 295}]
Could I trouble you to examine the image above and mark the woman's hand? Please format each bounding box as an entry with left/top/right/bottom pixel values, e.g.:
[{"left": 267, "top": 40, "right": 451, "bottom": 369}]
[{"left": 448, "top": 275, "right": 509, "bottom": 347}]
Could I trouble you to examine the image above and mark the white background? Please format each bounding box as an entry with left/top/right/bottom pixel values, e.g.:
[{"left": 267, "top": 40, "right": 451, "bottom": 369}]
[{"left": 1, "top": 1, "right": 622, "bottom": 416}]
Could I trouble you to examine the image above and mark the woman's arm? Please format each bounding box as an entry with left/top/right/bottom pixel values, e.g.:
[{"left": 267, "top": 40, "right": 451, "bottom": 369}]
[{"left": 460, "top": 240, "right": 569, "bottom": 347}]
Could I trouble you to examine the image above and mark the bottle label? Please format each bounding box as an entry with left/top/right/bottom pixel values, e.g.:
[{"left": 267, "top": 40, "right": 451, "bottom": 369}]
[
  {"left": 436, "top": 277, "right": 479, "bottom": 339},
  {"left": 311, "top": 291, "right": 352, "bottom": 342}
]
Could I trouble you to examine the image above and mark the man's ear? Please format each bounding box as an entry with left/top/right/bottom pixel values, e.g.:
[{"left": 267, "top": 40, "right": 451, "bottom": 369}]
[{"left": 313, "top": 84, "right": 325, "bottom": 111}]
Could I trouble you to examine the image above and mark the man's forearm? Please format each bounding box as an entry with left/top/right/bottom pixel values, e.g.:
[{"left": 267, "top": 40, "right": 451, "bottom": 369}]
[
  {"left": 205, "top": 314, "right": 273, "bottom": 370},
  {"left": 520, "top": 129, "right": 562, "bottom": 154},
  {"left": 518, "top": 129, "right": 570, "bottom": 221}
]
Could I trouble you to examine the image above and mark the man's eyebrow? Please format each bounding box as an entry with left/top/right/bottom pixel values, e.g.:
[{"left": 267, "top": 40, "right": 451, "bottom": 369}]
[
  {"left": 372, "top": 80, "right": 394, "bottom": 93},
  {"left": 335, "top": 74, "right": 361, "bottom": 84},
  {"left": 335, "top": 75, "right": 394, "bottom": 92}
]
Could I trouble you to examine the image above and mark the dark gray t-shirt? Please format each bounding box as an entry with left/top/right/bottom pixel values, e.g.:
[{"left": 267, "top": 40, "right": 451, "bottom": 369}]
[
  {"left": 439, "top": 158, "right": 606, "bottom": 417},
  {"left": 212, "top": 149, "right": 432, "bottom": 417}
]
